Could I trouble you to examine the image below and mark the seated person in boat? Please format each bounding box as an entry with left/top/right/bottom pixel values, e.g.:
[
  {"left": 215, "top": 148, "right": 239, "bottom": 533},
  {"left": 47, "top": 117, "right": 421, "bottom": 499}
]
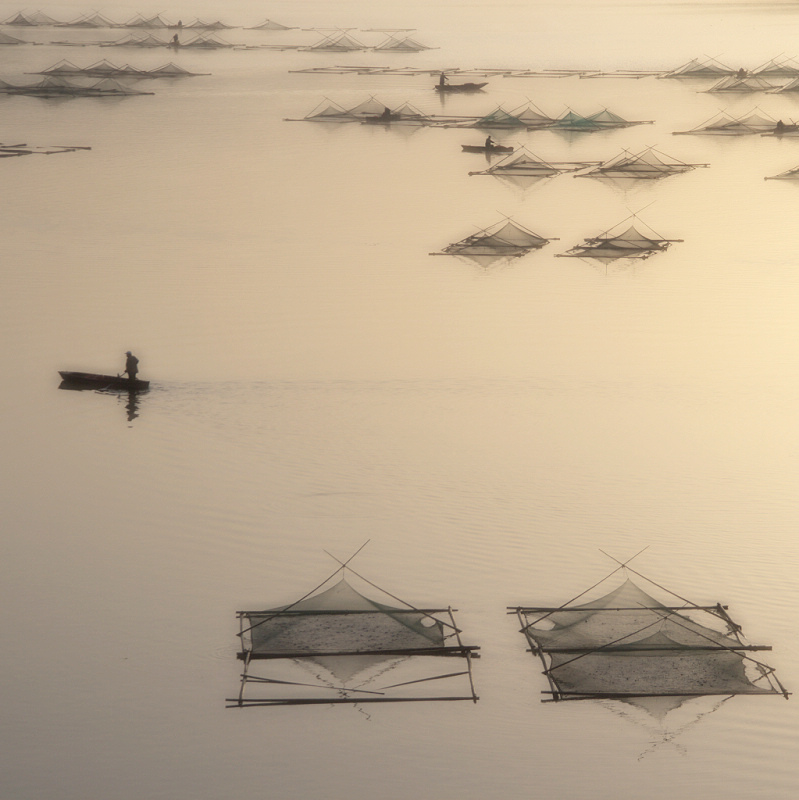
[{"left": 485, "top": 135, "right": 495, "bottom": 150}]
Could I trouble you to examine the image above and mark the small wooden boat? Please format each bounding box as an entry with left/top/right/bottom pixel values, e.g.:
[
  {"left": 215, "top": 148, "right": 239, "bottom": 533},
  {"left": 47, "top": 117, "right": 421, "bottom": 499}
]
[
  {"left": 435, "top": 82, "right": 487, "bottom": 93},
  {"left": 58, "top": 371, "right": 150, "bottom": 391},
  {"left": 461, "top": 143, "right": 514, "bottom": 154}
]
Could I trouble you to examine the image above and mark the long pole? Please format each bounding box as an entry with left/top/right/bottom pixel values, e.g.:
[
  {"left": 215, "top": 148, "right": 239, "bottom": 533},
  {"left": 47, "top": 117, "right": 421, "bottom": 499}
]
[{"left": 239, "top": 540, "right": 371, "bottom": 637}]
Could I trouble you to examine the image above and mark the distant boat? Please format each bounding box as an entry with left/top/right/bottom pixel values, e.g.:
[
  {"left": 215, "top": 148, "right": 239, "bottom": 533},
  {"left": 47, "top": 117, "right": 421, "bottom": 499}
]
[
  {"left": 435, "top": 81, "right": 487, "bottom": 93},
  {"left": 58, "top": 371, "right": 150, "bottom": 391},
  {"left": 461, "top": 143, "right": 514, "bottom": 153}
]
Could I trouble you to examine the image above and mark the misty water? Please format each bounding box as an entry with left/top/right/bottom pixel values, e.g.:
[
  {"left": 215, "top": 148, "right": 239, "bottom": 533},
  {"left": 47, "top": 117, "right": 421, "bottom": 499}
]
[{"left": 4, "top": 0, "right": 799, "bottom": 797}]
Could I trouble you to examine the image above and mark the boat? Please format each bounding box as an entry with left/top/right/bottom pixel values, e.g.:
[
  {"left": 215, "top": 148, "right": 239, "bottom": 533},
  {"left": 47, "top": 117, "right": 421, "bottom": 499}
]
[
  {"left": 461, "top": 143, "right": 514, "bottom": 153},
  {"left": 58, "top": 371, "right": 150, "bottom": 391},
  {"left": 435, "top": 81, "right": 487, "bottom": 93}
]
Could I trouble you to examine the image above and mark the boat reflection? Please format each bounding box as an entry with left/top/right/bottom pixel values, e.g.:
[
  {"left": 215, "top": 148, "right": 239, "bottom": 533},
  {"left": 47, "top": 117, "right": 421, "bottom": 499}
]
[{"left": 58, "top": 374, "right": 148, "bottom": 424}]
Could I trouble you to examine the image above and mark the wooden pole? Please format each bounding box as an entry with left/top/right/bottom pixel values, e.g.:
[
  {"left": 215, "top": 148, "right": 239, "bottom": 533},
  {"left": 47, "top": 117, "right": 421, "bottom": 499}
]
[
  {"left": 239, "top": 540, "right": 371, "bottom": 637},
  {"left": 244, "top": 675, "right": 384, "bottom": 694},
  {"left": 226, "top": 696, "right": 478, "bottom": 707},
  {"left": 510, "top": 605, "right": 729, "bottom": 613},
  {"left": 448, "top": 606, "right": 478, "bottom": 702},
  {"left": 378, "top": 671, "right": 469, "bottom": 690},
  {"left": 238, "top": 644, "right": 480, "bottom": 660},
  {"left": 517, "top": 607, "right": 559, "bottom": 699},
  {"left": 240, "top": 607, "right": 453, "bottom": 617},
  {"left": 537, "top": 644, "right": 772, "bottom": 653},
  {"left": 322, "top": 554, "right": 460, "bottom": 632}
]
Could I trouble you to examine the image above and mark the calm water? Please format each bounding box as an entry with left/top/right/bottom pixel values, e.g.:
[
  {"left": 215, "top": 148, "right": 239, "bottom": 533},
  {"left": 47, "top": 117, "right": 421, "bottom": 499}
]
[{"left": 4, "top": 0, "right": 799, "bottom": 798}]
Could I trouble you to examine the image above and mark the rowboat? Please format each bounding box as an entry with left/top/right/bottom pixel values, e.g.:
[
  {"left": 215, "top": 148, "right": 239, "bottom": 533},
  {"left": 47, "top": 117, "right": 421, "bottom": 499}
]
[
  {"left": 58, "top": 371, "right": 150, "bottom": 391},
  {"left": 435, "top": 82, "right": 488, "bottom": 93},
  {"left": 461, "top": 144, "right": 514, "bottom": 153}
]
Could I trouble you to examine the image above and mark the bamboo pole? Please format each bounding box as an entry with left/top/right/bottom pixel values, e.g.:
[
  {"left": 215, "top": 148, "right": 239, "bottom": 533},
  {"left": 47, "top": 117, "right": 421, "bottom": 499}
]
[
  {"left": 322, "top": 553, "right": 460, "bottom": 632},
  {"left": 517, "top": 547, "right": 649, "bottom": 630},
  {"left": 644, "top": 604, "right": 779, "bottom": 673},
  {"left": 238, "top": 540, "right": 371, "bottom": 637},
  {"left": 226, "top": 696, "right": 478, "bottom": 707},
  {"left": 239, "top": 608, "right": 453, "bottom": 617},
  {"left": 510, "top": 605, "right": 728, "bottom": 613},
  {"left": 378, "top": 671, "right": 469, "bottom": 690},
  {"left": 545, "top": 612, "right": 677, "bottom": 674},
  {"left": 238, "top": 644, "right": 479, "bottom": 660},
  {"left": 448, "top": 606, "right": 478, "bottom": 702},
  {"left": 517, "top": 607, "right": 559, "bottom": 699},
  {"left": 542, "top": 690, "right": 781, "bottom": 698},
  {"left": 537, "top": 644, "right": 772, "bottom": 653},
  {"left": 244, "top": 675, "right": 384, "bottom": 694}
]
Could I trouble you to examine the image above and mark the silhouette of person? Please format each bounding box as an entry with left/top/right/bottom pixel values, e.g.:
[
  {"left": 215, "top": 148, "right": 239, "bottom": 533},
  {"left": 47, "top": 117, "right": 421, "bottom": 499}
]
[
  {"left": 485, "top": 135, "right": 495, "bottom": 150},
  {"left": 439, "top": 71, "right": 447, "bottom": 87},
  {"left": 736, "top": 67, "right": 746, "bottom": 78},
  {"left": 776, "top": 119, "right": 785, "bottom": 133},
  {"left": 171, "top": 33, "right": 179, "bottom": 45},
  {"left": 380, "top": 106, "right": 392, "bottom": 120},
  {"left": 124, "top": 351, "right": 139, "bottom": 383}
]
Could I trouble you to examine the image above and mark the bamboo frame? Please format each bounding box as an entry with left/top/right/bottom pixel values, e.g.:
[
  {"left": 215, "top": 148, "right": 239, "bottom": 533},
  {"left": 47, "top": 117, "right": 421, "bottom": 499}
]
[
  {"left": 231, "top": 546, "right": 480, "bottom": 708},
  {"left": 513, "top": 552, "right": 789, "bottom": 703}
]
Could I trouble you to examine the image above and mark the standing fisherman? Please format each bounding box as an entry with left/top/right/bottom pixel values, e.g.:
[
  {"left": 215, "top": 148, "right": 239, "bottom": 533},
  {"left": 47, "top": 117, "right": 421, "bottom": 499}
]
[{"left": 124, "top": 351, "right": 139, "bottom": 384}]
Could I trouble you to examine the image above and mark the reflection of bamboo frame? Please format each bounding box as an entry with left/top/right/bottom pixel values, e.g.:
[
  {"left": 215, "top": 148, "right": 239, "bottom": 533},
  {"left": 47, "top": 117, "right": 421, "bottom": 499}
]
[
  {"left": 229, "top": 546, "right": 480, "bottom": 708},
  {"left": 509, "top": 551, "right": 789, "bottom": 705}
]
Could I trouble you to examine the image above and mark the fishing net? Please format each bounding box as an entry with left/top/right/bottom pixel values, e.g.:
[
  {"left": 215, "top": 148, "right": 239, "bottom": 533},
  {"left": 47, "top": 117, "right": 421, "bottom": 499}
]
[
  {"left": 518, "top": 577, "right": 784, "bottom": 711},
  {"left": 474, "top": 108, "right": 526, "bottom": 128},
  {"left": 242, "top": 577, "right": 445, "bottom": 682},
  {"left": 233, "top": 570, "right": 479, "bottom": 705},
  {"left": 438, "top": 219, "right": 552, "bottom": 266}
]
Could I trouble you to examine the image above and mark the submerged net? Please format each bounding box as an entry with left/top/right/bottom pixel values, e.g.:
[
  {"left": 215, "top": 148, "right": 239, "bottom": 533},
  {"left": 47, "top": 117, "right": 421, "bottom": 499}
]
[{"left": 517, "top": 576, "right": 786, "bottom": 712}]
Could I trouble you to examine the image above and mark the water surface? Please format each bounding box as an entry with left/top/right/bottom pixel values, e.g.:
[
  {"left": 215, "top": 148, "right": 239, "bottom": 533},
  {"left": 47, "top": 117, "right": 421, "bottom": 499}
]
[{"left": 3, "top": 1, "right": 799, "bottom": 798}]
